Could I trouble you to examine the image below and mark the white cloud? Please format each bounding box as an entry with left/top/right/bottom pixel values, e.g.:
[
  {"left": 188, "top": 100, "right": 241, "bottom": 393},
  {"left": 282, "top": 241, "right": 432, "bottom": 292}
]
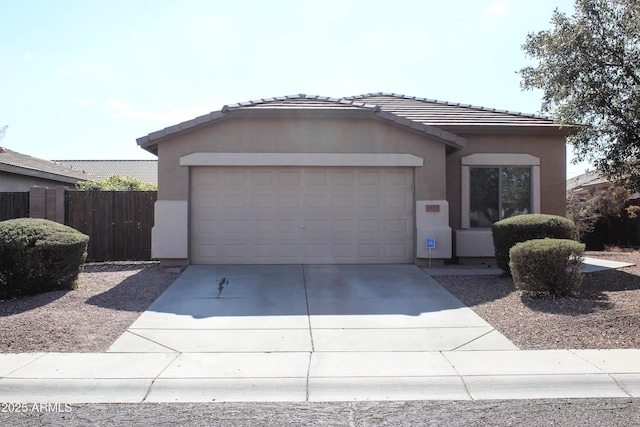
[
  {"left": 57, "top": 67, "right": 70, "bottom": 75},
  {"left": 23, "top": 53, "right": 34, "bottom": 62},
  {"left": 75, "top": 98, "right": 89, "bottom": 106},
  {"left": 483, "top": 0, "right": 507, "bottom": 19}
]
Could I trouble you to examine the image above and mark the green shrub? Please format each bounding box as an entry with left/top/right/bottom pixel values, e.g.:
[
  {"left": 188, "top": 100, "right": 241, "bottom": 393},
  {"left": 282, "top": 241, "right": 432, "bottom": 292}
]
[
  {"left": 0, "top": 218, "right": 89, "bottom": 299},
  {"left": 492, "top": 214, "right": 577, "bottom": 273},
  {"left": 509, "top": 238, "right": 585, "bottom": 297},
  {"left": 76, "top": 174, "right": 157, "bottom": 191}
]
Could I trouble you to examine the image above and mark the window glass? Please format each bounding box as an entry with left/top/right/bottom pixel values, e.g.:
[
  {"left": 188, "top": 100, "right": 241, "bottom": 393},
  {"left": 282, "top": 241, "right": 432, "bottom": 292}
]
[
  {"left": 470, "top": 168, "right": 499, "bottom": 227},
  {"left": 469, "top": 167, "right": 531, "bottom": 227},
  {"left": 501, "top": 167, "right": 531, "bottom": 219}
]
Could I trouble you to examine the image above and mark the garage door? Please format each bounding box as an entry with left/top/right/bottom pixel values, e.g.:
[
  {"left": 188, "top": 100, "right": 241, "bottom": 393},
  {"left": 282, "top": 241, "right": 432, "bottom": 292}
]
[{"left": 190, "top": 166, "right": 414, "bottom": 264}]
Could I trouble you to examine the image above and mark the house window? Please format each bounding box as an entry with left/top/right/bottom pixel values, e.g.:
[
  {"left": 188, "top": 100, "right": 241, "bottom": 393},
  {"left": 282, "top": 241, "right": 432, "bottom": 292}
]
[
  {"left": 469, "top": 167, "right": 531, "bottom": 227},
  {"left": 461, "top": 153, "right": 540, "bottom": 229}
]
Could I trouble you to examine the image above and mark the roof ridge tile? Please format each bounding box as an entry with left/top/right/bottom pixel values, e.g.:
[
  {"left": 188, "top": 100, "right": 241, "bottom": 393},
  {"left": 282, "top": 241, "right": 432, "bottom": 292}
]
[{"left": 347, "top": 93, "right": 549, "bottom": 120}]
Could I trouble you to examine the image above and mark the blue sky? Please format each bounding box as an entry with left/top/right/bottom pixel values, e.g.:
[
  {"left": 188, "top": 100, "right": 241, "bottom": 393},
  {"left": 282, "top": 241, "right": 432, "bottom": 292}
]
[{"left": 0, "top": 0, "right": 589, "bottom": 177}]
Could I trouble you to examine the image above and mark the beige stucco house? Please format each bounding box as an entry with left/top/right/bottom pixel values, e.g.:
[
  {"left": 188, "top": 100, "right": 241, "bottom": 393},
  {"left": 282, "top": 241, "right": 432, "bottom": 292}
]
[{"left": 137, "top": 93, "right": 569, "bottom": 266}]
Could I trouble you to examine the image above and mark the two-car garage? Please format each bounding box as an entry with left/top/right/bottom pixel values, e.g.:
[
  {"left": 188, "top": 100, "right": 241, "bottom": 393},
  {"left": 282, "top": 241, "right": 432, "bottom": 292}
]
[
  {"left": 189, "top": 165, "right": 415, "bottom": 264},
  {"left": 141, "top": 94, "right": 568, "bottom": 266}
]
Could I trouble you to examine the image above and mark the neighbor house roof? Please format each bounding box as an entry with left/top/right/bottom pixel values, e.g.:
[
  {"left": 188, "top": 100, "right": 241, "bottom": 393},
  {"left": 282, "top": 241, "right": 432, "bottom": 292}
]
[
  {"left": 567, "top": 170, "right": 640, "bottom": 200},
  {"left": 566, "top": 171, "right": 607, "bottom": 193},
  {"left": 137, "top": 93, "right": 568, "bottom": 155},
  {"left": 55, "top": 160, "right": 158, "bottom": 184},
  {"left": 0, "top": 146, "right": 90, "bottom": 183}
]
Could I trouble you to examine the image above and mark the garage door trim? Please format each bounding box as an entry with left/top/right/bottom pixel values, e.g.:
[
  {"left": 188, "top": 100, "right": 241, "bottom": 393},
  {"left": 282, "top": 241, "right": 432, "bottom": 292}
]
[
  {"left": 181, "top": 152, "right": 424, "bottom": 167},
  {"left": 190, "top": 166, "right": 415, "bottom": 264}
]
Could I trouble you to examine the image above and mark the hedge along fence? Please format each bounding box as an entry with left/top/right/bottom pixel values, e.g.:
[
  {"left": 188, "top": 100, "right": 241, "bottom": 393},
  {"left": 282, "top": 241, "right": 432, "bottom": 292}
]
[
  {"left": 0, "top": 218, "right": 88, "bottom": 299},
  {"left": 509, "top": 238, "right": 585, "bottom": 297},
  {"left": 492, "top": 214, "right": 578, "bottom": 274}
]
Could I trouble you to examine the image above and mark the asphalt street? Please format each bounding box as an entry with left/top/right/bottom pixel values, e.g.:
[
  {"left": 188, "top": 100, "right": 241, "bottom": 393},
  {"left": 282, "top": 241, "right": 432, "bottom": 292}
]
[{"left": 2, "top": 399, "right": 640, "bottom": 426}]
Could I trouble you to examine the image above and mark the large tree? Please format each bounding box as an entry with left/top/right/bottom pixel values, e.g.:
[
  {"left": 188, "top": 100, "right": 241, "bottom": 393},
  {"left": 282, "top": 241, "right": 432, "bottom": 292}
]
[{"left": 520, "top": 0, "right": 640, "bottom": 190}]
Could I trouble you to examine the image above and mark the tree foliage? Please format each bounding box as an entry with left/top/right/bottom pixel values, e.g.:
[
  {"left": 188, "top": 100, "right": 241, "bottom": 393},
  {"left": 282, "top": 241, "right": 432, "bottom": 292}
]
[
  {"left": 520, "top": 0, "right": 640, "bottom": 190},
  {"left": 566, "top": 184, "right": 631, "bottom": 241},
  {"left": 76, "top": 174, "right": 157, "bottom": 191}
]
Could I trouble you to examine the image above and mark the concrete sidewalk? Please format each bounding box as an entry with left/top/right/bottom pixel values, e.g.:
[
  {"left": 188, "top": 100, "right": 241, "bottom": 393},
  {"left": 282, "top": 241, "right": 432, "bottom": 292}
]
[
  {"left": 0, "top": 264, "right": 639, "bottom": 403},
  {"left": 1, "top": 349, "right": 639, "bottom": 402}
]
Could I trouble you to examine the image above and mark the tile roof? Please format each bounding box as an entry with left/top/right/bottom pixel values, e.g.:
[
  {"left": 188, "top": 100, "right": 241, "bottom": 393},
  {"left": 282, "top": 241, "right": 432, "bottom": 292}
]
[
  {"left": 0, "top": 146, "right": 90, "bottom": 183},
  {"left": 55, "top": 160, "right": 158, "bottom": 184},
  {"left": 566, "top": 170, "right": 639, "bottom": 199},
  {"left": 566, "top": 170, "right": 608, "bottom": 192},
  {"left": 221, "top": 94, "right": 380, "bottom": 112},
  {"left": 347, "top": 93, "right": 556, "bottom": 127},
  {"left": 137, "top": 93, "right": 565, "bottom": 153}
]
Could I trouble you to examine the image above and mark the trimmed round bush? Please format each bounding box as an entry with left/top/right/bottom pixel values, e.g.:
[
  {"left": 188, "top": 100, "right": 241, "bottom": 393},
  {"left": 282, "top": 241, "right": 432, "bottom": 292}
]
[
  {"left": 492, "top": 214, "right": 577, "bottom": 273},
  {"left": 509, "top": 238, "right": 585, "bottom": 297},
  {"left": 0, "top": 218, "right": 89, "bottom": 299}
]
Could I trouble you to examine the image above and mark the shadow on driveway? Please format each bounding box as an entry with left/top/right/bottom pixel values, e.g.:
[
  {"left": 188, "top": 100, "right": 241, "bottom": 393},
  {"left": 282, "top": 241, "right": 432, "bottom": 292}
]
[{"left": 140, "top": 264, "right": 470, "bottom": 319}]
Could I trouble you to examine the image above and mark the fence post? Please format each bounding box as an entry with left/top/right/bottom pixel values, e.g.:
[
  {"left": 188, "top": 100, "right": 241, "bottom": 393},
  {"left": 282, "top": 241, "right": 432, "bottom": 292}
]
[
  {"left": 111, "top": 191, "right": 116, "bottom": 260},
  {"left": 54, "top": 187, "right": 65, "bottom": 223},
  {"left": 29, "top": 186, "right": 66, "bottom": 223},
  {"left": 29, "top": 187, "right": 46, "bottom": 218}
]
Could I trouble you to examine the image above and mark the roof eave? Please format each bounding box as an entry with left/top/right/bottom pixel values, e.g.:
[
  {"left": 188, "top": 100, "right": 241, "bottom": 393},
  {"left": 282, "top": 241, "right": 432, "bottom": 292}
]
[
  {"left": 137, "top": 110, "right": 230, "bottom": 153},
  {"left": 0, "top": 163, "right": 87, "bottom": 183},
  {"left": 435, "top": 123, "right": 578, "bottom": 137}
]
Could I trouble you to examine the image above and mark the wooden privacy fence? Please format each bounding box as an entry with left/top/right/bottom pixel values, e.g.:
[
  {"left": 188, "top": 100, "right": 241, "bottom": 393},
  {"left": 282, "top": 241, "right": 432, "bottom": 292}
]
[
  {"left": 65, "top": 191, "right": 157, "bottom": 262},
  {"left": 0, "top": 192, "right": 29, "bottom": 221}
]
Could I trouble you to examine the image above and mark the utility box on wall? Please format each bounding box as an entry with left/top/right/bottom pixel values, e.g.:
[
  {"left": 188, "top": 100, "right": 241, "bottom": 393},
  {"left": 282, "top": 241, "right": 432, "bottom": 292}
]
[{"left": 416, "top": 200, "right": 452, "bottom": 259}]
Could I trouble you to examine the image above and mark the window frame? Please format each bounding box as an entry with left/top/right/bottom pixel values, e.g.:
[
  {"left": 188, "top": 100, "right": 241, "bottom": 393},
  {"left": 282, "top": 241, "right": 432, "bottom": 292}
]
[{"left": 461, "top": 153, "right": 540, "bottom": 229}]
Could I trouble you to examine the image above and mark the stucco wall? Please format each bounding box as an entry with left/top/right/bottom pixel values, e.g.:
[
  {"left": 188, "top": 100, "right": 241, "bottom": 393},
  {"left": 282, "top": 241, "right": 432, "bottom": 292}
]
[
  {"left": 156, "top": 115, "right": 447, "bottom": 202},
  {"left": 445, "top": 132, "right": 567, "bottom": 230},
  {"left": 0, "top": 171, "right": 77, "bottom": 192},
  {"left": 152, "top": 113, "right": 568, "bottom": 263}
]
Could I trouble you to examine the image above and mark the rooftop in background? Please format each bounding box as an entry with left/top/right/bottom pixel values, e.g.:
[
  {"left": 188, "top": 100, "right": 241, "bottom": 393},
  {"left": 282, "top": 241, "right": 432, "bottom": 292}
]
[
  {"left": 567, "top": 170, "right": 640, "bottom": 200},
  {"left": 0, "top": 146, "right": 90, "bottom": 183},
  {"left": 55, "top": 160, "right": 158, "bottom": 184},
  {"left": 566, "top": 170, "right": 607, "bottom": 192}
]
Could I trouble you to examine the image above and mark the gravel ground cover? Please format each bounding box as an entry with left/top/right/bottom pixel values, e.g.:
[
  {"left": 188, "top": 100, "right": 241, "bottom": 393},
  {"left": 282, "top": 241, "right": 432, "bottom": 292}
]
[
  {"left": 0, "top": 262, "right": 180, "bottom": 352},
  {"left": 436, "top": 250, "right": 640, "bottom": 349},
  {"left": 0, "top": 251, "right": 638, "bottom": 352}
]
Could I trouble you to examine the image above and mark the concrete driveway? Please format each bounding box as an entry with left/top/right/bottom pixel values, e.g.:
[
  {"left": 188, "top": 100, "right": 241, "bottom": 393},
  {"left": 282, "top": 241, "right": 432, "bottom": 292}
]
[
  {"left": 108, "top": 264, "right": 517, "bottom": 354},
  {"left": 4, "top": 264, "right": 639, "bottom": 403}
]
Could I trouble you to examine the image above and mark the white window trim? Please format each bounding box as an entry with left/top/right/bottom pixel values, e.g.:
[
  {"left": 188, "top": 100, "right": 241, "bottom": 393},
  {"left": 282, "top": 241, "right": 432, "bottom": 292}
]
[
  {"left": 461, "top": 153, "right": 540, "bottom": 229},
  {"left": 180, "top": 152, "right": 424, "bottom": 167}
]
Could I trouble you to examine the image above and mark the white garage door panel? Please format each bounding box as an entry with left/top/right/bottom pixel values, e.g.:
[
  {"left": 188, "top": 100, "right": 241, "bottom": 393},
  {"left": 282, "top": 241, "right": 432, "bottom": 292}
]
[{"left": 190, "top": 167, "right": 414, "bottom": 264}]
